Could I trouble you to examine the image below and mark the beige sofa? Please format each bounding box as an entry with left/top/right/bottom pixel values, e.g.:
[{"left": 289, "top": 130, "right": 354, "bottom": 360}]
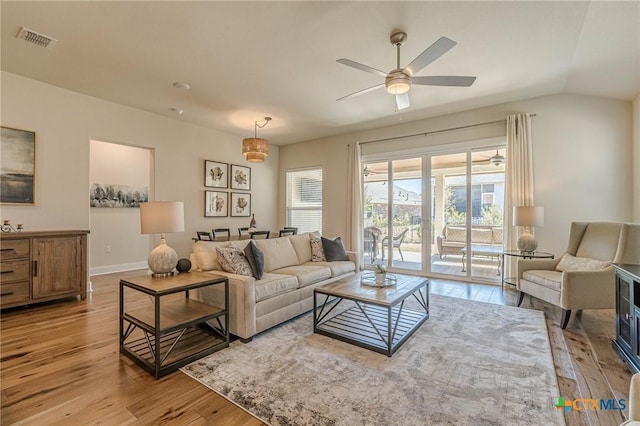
[
  {"left": 189, "top": 232, "right": 357, "bottom": 340},
  {"left": 436, "top": 225, "right": 503, "bottom": 258}
]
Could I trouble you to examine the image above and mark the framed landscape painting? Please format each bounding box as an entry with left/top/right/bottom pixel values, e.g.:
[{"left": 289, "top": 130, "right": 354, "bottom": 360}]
[
  {"left": 230, "top": 192, "right": 251, "bottom": 217},
  {"left": 205, "top": 191, "right": 228, "bottom": 217},
  {"left": 205, "top": 160, "right": 228, "bottom": 189},
  {"left": 230, "top": 164, "right": 251, "bottom": 191},
  {"left": 1, "top": 127, "right": 35, "bottom": 204}
]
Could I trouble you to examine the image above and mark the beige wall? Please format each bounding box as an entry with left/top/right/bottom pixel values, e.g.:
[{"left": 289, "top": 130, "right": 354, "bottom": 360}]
[
  {"left": 1, "top": 71, "right": 279, "bottom": 274},
  {"left": 280, "top": 93, "right": 635, "bottom": 257},
  {"left": 634, "top": 94, "right": 640, "bottom": 222}
]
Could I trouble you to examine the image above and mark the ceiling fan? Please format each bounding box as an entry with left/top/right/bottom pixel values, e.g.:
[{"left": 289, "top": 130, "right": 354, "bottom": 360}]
[
  {"left": 476, "top": 150, "right": 505, "bottom": 166},
  {"left": 337, "top": 32, "right": 476, "bottom": 110}
]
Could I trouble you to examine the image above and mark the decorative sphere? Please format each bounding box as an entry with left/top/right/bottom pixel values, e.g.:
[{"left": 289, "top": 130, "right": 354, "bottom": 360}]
[{"left": 176, "top": 258, "right": 192, "bottom": 273}]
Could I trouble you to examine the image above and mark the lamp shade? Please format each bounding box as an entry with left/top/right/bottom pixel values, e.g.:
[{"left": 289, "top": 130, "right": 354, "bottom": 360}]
[
  {"left": 513, "top": 206, "right": 544, "bottom": 227},
  {"left": 242, "top": 137, "right": 269, "bottom": 163},
  {"left": 140, "top": 201, "right": 185, "bottom": 234}
]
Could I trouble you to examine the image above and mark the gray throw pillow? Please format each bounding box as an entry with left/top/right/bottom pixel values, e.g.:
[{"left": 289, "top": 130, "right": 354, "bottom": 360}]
[
  {"left": 321, "top": 236, "right": 349, "bottom": 262},
  {"left": 244, "top": 240, "right": 265, "bottom": 280}
]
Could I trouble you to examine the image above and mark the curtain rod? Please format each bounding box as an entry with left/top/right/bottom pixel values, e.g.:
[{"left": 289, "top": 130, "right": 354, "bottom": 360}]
[{"left": 359, "top": 114, "right": 537, "bottom": 145}]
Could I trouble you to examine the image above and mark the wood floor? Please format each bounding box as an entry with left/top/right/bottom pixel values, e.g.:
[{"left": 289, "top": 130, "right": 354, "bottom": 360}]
[{"left": 1, "top": 270, "right": 633, "bottom": 425}]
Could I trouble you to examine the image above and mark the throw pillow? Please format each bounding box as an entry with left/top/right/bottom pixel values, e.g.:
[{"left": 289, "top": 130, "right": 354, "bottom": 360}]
[
  {"left": 321, "top": 236, "right": 349, "bottom": 262},
  {"left": 215, "top": 246, "right": 253, "bottom": 277},
  {"left": 556, "top": 253, "right": 611, "bottom": 272},
  {"left": 244, "top": 240, "right": 265, "bottom": 280},
  {"left": 310, "top": 231, "right": 326, "bottom": 262}
]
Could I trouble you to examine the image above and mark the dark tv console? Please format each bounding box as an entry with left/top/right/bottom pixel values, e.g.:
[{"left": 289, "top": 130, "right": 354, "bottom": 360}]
[{"left": 613, "top": 264, "right": 640, "bottom": 373}]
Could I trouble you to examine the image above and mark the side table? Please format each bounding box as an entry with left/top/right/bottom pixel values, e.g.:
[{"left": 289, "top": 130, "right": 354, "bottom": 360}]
[
  {"left": 501, "top": 250, "right": 554, "bottom": 290},
  {"left": 119, "top": 271, "right": 229, "bottom": 378}
]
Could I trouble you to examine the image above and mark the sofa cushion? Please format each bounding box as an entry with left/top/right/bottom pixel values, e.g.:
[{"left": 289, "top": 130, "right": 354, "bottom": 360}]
[
  {"left": 290, "top": 233, "right": 312, "bottom": 263},
  {"left": 446, "top": 227, "right": 466, "bottom": 242},
  {"left": 255, "top": 273, "right": 299, "bottom": 302},
  {"left": 255, "top": 237, "right": 300, "bottom": 272},
  {"left": 304, "top": 260, "right": 355, "bottom": 277},
  {"left": 310, "top": 231, "right": 325, "bottom": 262},
  {"left": 471, "top": 228, "right": 493, "bottom": 244},
  {"left": 216, "top": 246, "right": 253, "bottom": 277},
  {"left": 192, "top": 241, "right": 230, "bottom": 271},
  {"left": 272, "top": 265, "right": 331, "bottom": 288},
  {"left": 556, "top": 253, "right": 611, "bottom": 272},
  {"left": 522, "top": 270, "right": 562, "bottom": 292},
  {"left": 244, "top": 240, "right": 265, "bottom": 280},
  {"left": 321, "top": 236, "right": 349, "bottom": 261}
]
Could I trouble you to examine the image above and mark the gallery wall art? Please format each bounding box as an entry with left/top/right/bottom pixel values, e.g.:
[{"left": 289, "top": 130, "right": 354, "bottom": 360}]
[
  {"left": 231, "top": 192, "right": 251, "bottom": 217},
  {"left": 205, "top": 191, "right": 228, "bottom": 217},
  {"left": 230, "top": 164, "right": 251, "bottom": 191},
  {"left": 1, "top": 127, "right": 35, "bottom": 204},
  {"left": 205, "top": 160, "right": 228, "bottom": 189}
]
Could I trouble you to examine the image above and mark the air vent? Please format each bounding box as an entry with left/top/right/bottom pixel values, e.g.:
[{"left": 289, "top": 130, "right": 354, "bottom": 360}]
[{"left": 16, "top": 27, "right": 57, "bottom": 48}]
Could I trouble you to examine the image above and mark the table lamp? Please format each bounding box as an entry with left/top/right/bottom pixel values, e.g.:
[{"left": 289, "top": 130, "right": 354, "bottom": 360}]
[
  {"left": 140, "top": 201, "right": 185, "bottom": 276},
  {"left": 513, "top": 206, "right": 544, "bottom": 253}
]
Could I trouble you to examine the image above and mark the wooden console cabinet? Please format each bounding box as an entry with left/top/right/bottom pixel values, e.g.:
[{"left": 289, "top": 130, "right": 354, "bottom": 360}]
[
  {"left": 613, "top": 264, "right": 640, "bottom": 373},
  {"left": 1, "top": 230, "right": 88, "bottom": 309}
]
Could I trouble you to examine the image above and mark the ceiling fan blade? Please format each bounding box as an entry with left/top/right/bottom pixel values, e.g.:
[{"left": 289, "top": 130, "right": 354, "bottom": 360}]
[
  {"left": 395, "top": 92, "right": 410, "bottom": 110},
  {"left": 412, "top": 76, "right": 476, "bottom": 87},
  {"left": 337, "top": 59, "right": 388, "bottom": 78},
  {"left": 336, "top": 84, "right": 385, "bottom": 101},
  {"left": 405, "top": 36, "right": 457, "bottom": 76}
]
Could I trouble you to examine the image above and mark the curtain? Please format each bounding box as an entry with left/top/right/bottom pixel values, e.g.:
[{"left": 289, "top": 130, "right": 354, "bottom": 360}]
[
  {"left": 346, "top": 142, "right": 363, "bottom": 270},
  {"left": 504, "top": 113, "right": 535, "bottom": 273}
]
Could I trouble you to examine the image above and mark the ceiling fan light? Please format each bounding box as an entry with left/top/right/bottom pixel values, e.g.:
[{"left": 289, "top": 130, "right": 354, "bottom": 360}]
[{"left": 385, "top": 70, "right": 411, "bottom": 95}]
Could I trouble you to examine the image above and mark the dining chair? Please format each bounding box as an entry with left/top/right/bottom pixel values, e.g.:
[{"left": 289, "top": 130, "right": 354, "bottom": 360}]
[
  {"left": 196, "top": 231, "right": 213, "bottom": 241},
  {"left": 251, "top": 230, "right": 270, "bottom": 239},
  {"left": 279, "top": 229, "right": 296, "bottom": 237},
  {"left": 238, "top": 227, "right": 250, "bottom": 237},
  {"left": 212, "top": 228, "right": 231, "bottom": 241}
]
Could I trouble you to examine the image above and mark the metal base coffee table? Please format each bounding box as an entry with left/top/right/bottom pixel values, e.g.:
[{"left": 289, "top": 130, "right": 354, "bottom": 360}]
[{"left": 313, "top": 273, "right": 429, "bottom": 357}]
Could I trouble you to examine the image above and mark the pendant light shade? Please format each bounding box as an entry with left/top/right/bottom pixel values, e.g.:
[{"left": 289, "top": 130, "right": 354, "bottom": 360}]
[
  {"left": 243, "top": 117, "right": 271, "bottom": 163},
  {"left": 242, "top": 137, "right": 269, "bottom": 162}
]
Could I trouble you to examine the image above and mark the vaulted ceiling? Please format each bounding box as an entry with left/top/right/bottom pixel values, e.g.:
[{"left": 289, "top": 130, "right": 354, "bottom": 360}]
[{"left": 2, "top": 1, "right": 638, "bottom": 145}]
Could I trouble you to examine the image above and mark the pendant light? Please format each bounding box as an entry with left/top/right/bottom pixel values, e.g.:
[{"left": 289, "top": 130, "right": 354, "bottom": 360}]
[{"left": 242, "top": 117, "right": 272, "bottom": 163}]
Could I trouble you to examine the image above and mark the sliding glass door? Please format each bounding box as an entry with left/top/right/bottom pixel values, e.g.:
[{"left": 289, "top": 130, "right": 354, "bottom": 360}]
[{"left": 363, "top": 145, "right": 505, "bottom": 283}]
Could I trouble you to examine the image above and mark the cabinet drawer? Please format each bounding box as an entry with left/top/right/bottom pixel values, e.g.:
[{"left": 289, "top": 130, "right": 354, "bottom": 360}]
[
  {"left": 0, "top": 260, "right": 30, "bottom": 282},
  {"left": 0, "top": 239, "right": 30, "bottom": 259},
  {"left": 1, "top": 281, "right": 30, "bottom": 306}
]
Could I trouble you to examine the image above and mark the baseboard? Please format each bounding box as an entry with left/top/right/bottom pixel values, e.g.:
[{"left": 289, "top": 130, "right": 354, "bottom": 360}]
[{"left": 90, "top": 262, "right": 148, "bottom": 276}]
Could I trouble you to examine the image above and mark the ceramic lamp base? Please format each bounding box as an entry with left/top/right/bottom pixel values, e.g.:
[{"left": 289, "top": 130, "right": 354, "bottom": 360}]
[
  {"left": 148, "top": 238, "right": 178, "bottom": 276},
  {"left": 517, "top": 232, "right": 538, "bottom": 253}
]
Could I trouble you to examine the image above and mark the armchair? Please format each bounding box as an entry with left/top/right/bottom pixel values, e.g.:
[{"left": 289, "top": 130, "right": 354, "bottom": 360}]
[{"left": 517, "top": 221, "right": 637, "bottom": 329}]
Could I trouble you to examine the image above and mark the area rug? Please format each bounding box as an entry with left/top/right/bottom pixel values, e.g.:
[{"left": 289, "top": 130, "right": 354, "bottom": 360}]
[{"left": 181, "top": 294, "right": 564, "bottom": 426}]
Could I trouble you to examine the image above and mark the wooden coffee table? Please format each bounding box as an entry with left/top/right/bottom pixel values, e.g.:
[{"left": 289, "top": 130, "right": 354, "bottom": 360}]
[{"left": 313, "top": 273, "right": 429, "bottom": 356}]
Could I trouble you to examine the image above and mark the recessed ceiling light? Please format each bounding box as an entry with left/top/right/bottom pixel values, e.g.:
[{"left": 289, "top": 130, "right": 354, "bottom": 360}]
[
  {"left": 172, "top": 82, "right": 190, "bottom": 90},
  {"left": 170, "top": 108, "right": 184, "bottom": 115}
]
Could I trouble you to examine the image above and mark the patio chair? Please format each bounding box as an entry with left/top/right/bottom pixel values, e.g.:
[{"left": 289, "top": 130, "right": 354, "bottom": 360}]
[
  {"left": 381, "top": 228, "right": 409, "bottom": 262},
  {"left": 363, "top": 226, "right": 381, "bottom": 261}
]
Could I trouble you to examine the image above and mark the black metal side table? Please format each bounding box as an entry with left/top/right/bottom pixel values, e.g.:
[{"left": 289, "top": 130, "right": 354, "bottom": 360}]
[{"left": 501, "top": 250, "right": 554, "bottom": 290}]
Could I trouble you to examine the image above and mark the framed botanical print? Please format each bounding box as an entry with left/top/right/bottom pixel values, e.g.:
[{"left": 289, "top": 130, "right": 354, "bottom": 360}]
[
  {"left": 1, "top": 127, "right": 35, "bottom": 204},
  {"left": 230, "top": 192, "right": 251, "bottom": 217},
  {"left": 204, "top": 160, "right": 228, "bottom": 189},
  {"left": 205, "top": 191, "right": 228, "bottom": 217},
  {"left": 230, "top": 164, "right": 251, "bottom": 191}
]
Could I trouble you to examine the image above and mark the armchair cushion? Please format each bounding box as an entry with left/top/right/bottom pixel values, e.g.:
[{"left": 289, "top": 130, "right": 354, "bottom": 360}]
[
  {"left": 556, "top": 253, "right": 611, "bottom": 272},
  {"left": 522, "top": 270, "right": 562, "bottom": 291}
]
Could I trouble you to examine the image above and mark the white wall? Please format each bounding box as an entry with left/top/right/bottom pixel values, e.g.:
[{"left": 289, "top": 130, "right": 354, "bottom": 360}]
[
  {"left": 280, "top": 93, "right": 635, "bottom": 257},
  {"left": 1, "top": 71, "right": 279, "bottom": 274},
  {"left": 634, "top": 94, "right": 640, "bottom": 223}
]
